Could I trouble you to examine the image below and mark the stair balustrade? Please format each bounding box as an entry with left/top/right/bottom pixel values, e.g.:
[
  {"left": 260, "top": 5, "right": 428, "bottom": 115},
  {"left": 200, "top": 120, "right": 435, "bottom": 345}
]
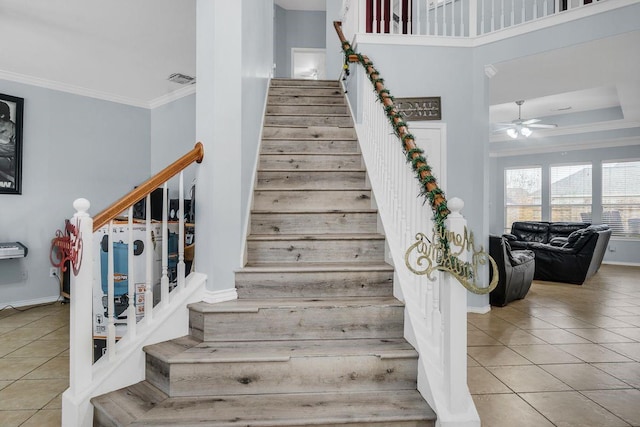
[
  {"left": 61, "top": 143, "right": 206, "bottom": 427},
  {"left": 340, "top": 0, "right": 614, "bottom": 40},
  {"left": 335, "top": 21, "right": 479, "bottom": 425}
]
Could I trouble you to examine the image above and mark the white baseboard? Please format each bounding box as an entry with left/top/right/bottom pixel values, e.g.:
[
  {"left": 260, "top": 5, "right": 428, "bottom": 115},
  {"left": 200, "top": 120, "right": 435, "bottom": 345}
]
[
  {"left": 0, "top": 295, "right": 62, "bottom": 310},
  {"left": 202, "top": 287, "right": 238, "bottom": 304},
  {"left": 602, "top": 261, "right": 640, "bottom": 267},
  {"left": 467, "top": 305, "right": 491, "bottom": 314}
]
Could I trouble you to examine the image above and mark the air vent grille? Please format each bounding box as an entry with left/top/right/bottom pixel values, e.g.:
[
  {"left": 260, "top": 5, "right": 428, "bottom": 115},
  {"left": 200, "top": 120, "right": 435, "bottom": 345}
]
[{"left": 168, "top": 73, "right": 196, "bottom": 85}]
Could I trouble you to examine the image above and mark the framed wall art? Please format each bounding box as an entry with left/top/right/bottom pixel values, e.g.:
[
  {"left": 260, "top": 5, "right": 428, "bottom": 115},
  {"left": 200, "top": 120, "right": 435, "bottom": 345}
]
[{"left": 0, "top": 93, "right": 24, "bottom": 195}]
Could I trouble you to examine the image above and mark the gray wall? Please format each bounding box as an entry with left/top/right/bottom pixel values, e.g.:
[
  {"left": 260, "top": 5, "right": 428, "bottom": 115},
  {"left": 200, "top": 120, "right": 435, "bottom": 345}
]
[
  {"left": 491, "top": 144, "right": 640, "bottom": 265},
  {"left": 0, "top": 80, "right": 151, "bottom": 307},
  {"left": 242, "top": 0, "right": 274, "bottom": 224},
  {"left": 150, "top": 93, "right": 197, "bottom": 199},
  {"left": 274, "top": 6, "right": 326, "bottom": 78}
]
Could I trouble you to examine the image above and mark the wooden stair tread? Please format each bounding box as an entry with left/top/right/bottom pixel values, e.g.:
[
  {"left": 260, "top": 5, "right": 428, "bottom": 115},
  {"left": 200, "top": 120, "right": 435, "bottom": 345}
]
[
  {"left": 92, "top": 385, "right": 436, "bottom": 427},
  {"left": 145, "top": 337, "right": 417, "bottom": 364},
  {"left": 238, "top": 262, "right": 394, "bottom": 273},
  {"left": 246, "top": 233, "right": 385, "bottom": 241},
  {"left": 188, "top": 296, "right": 403, "bottom": 313}
]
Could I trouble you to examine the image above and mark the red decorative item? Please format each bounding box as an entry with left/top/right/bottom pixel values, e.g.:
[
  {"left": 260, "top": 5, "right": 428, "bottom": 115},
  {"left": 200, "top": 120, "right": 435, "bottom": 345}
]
[{"left": 50, "top": 219, "right": 83, "bottom": 276}]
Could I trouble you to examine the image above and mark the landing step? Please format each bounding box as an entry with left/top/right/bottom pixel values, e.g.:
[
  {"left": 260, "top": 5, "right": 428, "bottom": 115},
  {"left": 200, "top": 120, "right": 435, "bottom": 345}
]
[
  {"left": 189, "top": 297, "right": 402, "bottom": 314},
  {"left": 145, "top": 336, "right": 417, "bottom": 364},
  {"left": 92, "top": 383, "right": 436, "bottom": 427}
]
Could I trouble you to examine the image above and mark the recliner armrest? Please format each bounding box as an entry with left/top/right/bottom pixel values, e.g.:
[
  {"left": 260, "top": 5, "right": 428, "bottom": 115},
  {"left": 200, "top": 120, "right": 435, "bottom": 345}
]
[
  {"left": 549, "top": 237, "right": 568, "bottom": 247},
  {"left": 502, "top": 233, "right": 518, "bottom": 241}
]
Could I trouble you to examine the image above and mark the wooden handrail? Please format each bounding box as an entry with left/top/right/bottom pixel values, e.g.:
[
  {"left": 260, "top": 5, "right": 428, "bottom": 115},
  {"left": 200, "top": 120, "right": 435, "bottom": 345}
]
[
  {"left": 93, "top": 142, "right": 204, "bottom": 231},
  {"left": 334, "top": 21, "right": 449, "bottom": 222}
]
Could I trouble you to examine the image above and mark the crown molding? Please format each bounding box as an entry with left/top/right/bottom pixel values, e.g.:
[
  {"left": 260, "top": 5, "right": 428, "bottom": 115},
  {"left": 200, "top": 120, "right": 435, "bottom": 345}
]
[
  {"left": 0, "top": 69, "right": 196, "bottom": 110},
  {"left": 490, "top": 136, "right": 640, "bottom": 158},
  {"left": 0, "top": 69, "right": 150, "bottom": 108},
  {"left": 148, "top": 84, "right": 197, "bottom": 109}
]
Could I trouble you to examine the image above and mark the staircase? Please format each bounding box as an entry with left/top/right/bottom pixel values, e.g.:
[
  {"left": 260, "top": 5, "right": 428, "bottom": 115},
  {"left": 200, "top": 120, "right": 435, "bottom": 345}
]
[{"left": 91, "top": 79, "right": 436, "bottom": 426}]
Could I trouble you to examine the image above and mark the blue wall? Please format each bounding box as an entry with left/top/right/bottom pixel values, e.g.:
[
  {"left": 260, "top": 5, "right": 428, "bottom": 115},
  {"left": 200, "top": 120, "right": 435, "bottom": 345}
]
[
  {"left": 274, "top": 6, "right": 326, "bottom": 78},
  {"left": 0, "top": 80, "right": 151, "bottom": 307}
]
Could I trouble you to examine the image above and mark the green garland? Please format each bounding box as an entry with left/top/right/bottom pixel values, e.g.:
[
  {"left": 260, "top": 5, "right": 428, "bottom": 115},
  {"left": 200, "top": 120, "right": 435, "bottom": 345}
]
[{"left": 340, "top": 40, "right": 451, "bottom": 241}]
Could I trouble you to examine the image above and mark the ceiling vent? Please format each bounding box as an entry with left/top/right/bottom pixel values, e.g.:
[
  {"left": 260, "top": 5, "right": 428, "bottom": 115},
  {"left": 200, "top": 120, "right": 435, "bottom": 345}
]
[{"left": 168, "top": 73, "right": 196, "bottom": 85}]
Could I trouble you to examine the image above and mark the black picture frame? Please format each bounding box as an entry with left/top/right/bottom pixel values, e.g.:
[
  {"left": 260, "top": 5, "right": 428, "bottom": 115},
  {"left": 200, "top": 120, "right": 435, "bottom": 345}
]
[{"left": 0, "top": 93, "right": 24, "bottom": 195}]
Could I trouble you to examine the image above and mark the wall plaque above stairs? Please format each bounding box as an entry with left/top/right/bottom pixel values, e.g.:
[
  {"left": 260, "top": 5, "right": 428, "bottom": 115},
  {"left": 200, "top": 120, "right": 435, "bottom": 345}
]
[{"left": 91, "top": 79, "right": 436, "bottom": 426}]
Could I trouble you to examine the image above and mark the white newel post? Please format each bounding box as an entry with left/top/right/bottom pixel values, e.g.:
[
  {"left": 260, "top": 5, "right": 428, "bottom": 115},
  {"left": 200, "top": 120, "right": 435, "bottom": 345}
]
[
  {"left": 442, "top": 197, "right": 469, "bottom": 413},
  {"left": 62, "top": 198, "right": 94, "bottom": 427}
]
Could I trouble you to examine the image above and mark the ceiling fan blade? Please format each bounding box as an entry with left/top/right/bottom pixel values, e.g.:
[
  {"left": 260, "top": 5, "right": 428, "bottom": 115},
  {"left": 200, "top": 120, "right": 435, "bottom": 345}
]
[
  {"left": 492, "top": 126, "right": 515, "bottom": 133},
  {"left": 494, "top": 122, "right": 516, "bottom": 127},
  {"left": 521, "top": 118, "right": 540, "bottom": 125},
  {"left": 528, "top": 123, "right": 557, "bottom": 129}
]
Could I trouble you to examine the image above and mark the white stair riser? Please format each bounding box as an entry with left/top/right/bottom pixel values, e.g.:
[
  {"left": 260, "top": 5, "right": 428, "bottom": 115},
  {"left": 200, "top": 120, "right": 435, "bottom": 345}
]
[
  {"left": 190, "top": 305, "right": 404, "bottom": 341},
  {"left": 259, "top": 154, "right": 362, "bottom": 170},
  {"left": 150, "top": 355, "right": 417, "bottom": 397},
  {"left": 235, "top": 270, "right": 394, "bottom": 298}
]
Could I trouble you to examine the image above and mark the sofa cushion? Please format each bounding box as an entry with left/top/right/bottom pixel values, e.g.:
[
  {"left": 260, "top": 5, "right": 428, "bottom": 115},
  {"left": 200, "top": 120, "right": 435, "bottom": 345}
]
[
  {"left": 548, "top": 222, "right": 590, "bottom": 241},
  {"left": 508, "top": 249, "right": 535, "bottom": 266},
  {"left": 564, "top": 228, "right": 595, "bottom": 252},
  {"left": 511, "top": 222, "right": 549, "bottom": 243}
]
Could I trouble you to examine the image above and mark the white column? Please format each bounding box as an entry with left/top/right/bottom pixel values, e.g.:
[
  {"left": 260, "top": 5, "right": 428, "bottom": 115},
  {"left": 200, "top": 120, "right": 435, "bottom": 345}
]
[
  {"left": 62, "top": 198, "right": 94, "bottom": 427},
  {"left": 195, "top": 0, "right": 243, "bottom": 293},
  {"left": 442, "top": 197, "right": 469, "bottom": 413}
]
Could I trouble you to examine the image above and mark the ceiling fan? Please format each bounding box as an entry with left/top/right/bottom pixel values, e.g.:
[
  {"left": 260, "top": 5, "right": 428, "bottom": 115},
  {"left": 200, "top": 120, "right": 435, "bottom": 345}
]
[{"left": 494, "top": 100, "right": 557, "bottom": 138}]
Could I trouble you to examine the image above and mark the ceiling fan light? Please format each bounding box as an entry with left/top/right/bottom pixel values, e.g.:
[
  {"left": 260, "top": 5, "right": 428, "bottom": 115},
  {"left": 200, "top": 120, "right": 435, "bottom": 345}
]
[
  {"left": 521, "top": 127, "right": 532, "bottom": 137},
  {"left": 506, "top": 128, "right": 518, "bottom": 139}
]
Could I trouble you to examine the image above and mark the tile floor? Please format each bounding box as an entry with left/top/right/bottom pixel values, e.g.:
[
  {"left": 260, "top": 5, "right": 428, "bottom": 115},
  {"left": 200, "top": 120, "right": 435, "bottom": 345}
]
[
  {"left": 469, "top": 264, "right": 640, "bottom": 427},
  {"left": 0, "top": 300, "right": 68, "bottom": 426},
  {"left": 0, "top": 264, "right": 638, "bottom": 426}
]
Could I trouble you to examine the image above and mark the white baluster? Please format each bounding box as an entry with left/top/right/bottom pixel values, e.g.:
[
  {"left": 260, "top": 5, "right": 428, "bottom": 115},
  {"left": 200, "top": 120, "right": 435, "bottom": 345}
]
[
  {"left": 442, "top": 0, "right": 447, "bottom": 35},
  {"left": 161, "top": 183, "right": 169, "bottom": 306},
  {"left": 511, "top": 0, "right": 515, "bottom": 26},
  {"left": 67, "top": 198, "right": 93, "bottom": 395},
  {"left": 107, "top": 220, "right": 116, "bottom": 360},
  {"left": 500, "top": 0, "right": 505, "bottom": 28},
  {"left": 144, "top": 194, "right": 153, "bottom": 324},
  {"left": 543, "top": 0, "right": 548, "bottom": 16},
  {"left": 178, "top": 172, "right": 186, "bottom": 289},
  {"left": 127, "top": 207, "right": 136, "bottom": 339},
  {"left": 533, "top": 0, "right": 538, "bottom": 19},
  {"left": 490, "top": 0, "right": 495, "bottom": 32},
  {"left": 480, "top": 0, "right": 485, "bottom": 35}
]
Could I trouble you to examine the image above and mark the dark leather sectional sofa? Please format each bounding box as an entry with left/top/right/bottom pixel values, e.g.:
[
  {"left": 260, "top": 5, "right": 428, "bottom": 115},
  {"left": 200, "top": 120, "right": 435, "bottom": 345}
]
[{"left": 505, "top": 221, "right": 612, "bottom": 285}]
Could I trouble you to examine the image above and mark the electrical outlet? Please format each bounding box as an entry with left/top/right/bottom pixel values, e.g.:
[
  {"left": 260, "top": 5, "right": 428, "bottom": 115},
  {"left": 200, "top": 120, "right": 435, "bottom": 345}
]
[{"left": 49, "top": 267, "right": 58, "bottom": 277}]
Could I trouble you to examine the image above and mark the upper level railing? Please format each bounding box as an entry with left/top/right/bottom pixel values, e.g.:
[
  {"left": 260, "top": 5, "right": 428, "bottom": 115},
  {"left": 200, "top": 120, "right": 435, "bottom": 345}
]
[
  {"left": 60, "top": 142, "right": 204, "bottom": 426},
  {"left": 341, "top": 0, "right": 607, "bottom": 40}
]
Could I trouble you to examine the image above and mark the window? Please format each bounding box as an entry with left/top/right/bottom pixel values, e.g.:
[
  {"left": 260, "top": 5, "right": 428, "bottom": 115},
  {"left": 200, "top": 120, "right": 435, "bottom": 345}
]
[
  {"left": 550, "top": 163, "right": 592, "bottom": 223},
  {"left": 505, "top": 167, "right": 542, "bottom": 232},
  {"left": 602, "top": 160, "right": 640, "bottom": 237}
]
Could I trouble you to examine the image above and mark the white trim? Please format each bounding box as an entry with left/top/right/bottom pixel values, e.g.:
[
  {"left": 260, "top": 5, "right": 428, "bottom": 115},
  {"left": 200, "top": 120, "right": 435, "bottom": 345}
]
[
  {"left": 602, "top": 261, "right": 640, "bottom": 267},
  {"left": 148, "top": 85, "right": 197, "bottom": 109},
  {"left": 467, "top": 304, "right": 491, "bottom": 314},
  {"left": 0, "top": 69, "right": 150, "bottom": 108},
  {"left": 0, "top": 68, "right": 196, "bottom": 110},
  {"left": 354, "top": 32, "right": 473, "bottom": 48},
  {"left": 0, "top": 295, "right": 61, "bottom": 309},
  {"left": 491, "top": 120, "right": 640, "bottom": 144},
  {"left": 490, "top": 136, "right": 640, "bottom": 158},
  {"left": 202, "top": 287, "right": 238, "bottom": 304}
]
